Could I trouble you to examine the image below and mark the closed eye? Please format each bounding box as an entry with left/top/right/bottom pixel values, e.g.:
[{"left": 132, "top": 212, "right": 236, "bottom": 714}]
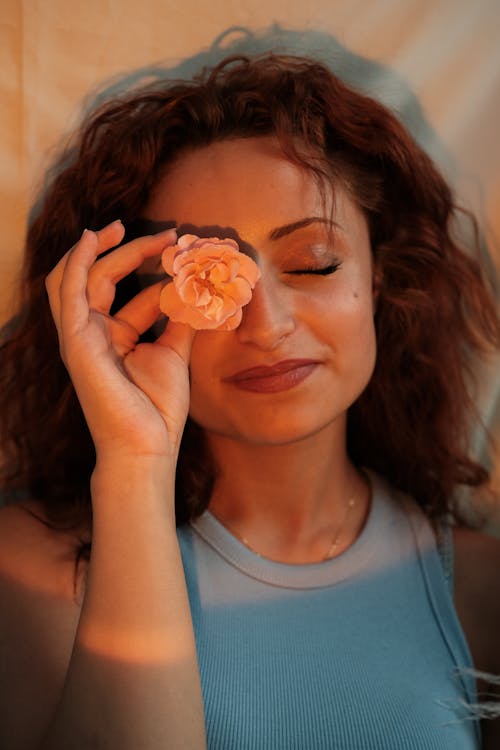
[{"left": 287, "top": 262, "right": 342, "bottom": 276}]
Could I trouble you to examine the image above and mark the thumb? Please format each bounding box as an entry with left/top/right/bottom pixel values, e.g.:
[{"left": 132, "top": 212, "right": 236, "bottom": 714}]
[{"left": 156, "top": 321, "right": 196, "bottom": 366}]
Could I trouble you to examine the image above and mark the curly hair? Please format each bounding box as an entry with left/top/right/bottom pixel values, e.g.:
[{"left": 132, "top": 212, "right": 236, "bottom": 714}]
[{"left": 0, "top": 53, "right": 498, "bottom": 537}]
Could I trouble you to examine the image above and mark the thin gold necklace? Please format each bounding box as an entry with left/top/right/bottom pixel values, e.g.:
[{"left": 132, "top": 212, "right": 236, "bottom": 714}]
[{"left": 209, "top": 495, "right": 356, "bottom": 562}]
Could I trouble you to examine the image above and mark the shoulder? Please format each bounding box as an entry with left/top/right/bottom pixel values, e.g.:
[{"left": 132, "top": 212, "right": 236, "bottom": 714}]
[
  {"left": 0, "top": 499, "right": 85, "bottom": 596},
  {"left": 452, "top": 524, "right": 500, "bottom": 674},
  {"left": 0, "top": 500, "right": 83, "bottom": 749}
]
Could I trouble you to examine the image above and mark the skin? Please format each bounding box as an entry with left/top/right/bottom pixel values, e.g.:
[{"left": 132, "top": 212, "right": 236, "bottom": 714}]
[
  {"left": 0, "top": 136, "right": 499, "bottom": 748},
  {"left": 145, "top": 137, "right": 377, "bottom": 561},
  {"left": 2, "top": 224, "right": 207, "bottom": 748}
]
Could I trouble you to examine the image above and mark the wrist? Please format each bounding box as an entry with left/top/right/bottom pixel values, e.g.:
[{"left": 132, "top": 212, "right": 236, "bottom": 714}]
[
  {"left": 91, "top": 455, "right": 176, "bottom": 516},
  {"left": 93, "top": 447, "right": 175, "bottom": 475}
]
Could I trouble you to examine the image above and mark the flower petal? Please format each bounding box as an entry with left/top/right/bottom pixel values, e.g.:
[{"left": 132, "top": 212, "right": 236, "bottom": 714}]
[
  {"left": 237, "top": 253, "right": 261, "bottom": 286},
  {"left": 158, "top": 233, "right": 260, "bottom": 330},
  {"left": 177, "top": 234, "right": 199, "bottom": 250},
  {"left": 224, "top": 277, "right": 253, "bottom": 306},
  {"left": 210, "top": 263, "right": 231, "bottom": 286},
  {"left": 217, "top": 308, "right": 243, "bottom": 330},
  {"left": 159, "top": 281, "right": 187, "bottom": 318},
  {"left": 161, "top": 246, "right": 178, "bottom": 276}
]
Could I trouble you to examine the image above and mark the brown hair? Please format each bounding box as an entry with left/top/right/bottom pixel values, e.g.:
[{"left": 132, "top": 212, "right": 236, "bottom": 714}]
[{"left": 1, "top": 53, "right": 499, "bottom": 536}]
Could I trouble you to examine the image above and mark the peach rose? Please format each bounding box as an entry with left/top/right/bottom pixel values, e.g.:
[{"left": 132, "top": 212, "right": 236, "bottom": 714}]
[{"left": 159, "top": 234, "right": 261, "bottom": 330}]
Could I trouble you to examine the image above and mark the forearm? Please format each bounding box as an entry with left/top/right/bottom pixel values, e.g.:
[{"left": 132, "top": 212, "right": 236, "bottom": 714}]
[{"left": 41, "top": 459, "right": 206, "bottom": 749}]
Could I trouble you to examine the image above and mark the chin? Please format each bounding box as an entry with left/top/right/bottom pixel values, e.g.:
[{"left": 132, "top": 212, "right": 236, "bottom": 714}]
[{"left": 194, "top": 410, "right": 347, "bottom": 447}]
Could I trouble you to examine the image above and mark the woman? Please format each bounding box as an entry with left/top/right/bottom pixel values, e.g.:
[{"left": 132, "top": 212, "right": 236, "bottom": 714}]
[{"left": 0, "top": 54, "right": 499, "bottom": 749}]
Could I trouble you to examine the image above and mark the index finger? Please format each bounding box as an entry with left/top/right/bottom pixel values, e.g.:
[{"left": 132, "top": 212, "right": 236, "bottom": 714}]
[
  {"left": 45, "top": 220, "right": 126, "bottom": 330},
  {"left": 87, "top": 227, "right": 178, "bottom": 314}
]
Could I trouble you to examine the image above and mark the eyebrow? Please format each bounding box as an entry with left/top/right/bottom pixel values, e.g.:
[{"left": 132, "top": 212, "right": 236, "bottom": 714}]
[{"left": 268, "top": 217, "right": 338, "bottom": 241}]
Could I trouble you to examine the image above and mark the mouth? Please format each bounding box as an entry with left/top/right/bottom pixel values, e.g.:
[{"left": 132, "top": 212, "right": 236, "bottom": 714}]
[{"left": 223, "top": 359, "right": 320, "bottom": 393}]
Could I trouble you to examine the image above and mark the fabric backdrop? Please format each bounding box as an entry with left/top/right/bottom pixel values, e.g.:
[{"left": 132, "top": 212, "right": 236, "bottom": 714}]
[{"left": 1, "top": 0, "right": 499, "bottom": 525}]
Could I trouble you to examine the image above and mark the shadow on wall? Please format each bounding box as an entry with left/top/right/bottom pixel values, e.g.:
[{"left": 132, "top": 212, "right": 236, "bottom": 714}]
[{"left": 86, "top": 24, "right": 454, "bottom": 178}]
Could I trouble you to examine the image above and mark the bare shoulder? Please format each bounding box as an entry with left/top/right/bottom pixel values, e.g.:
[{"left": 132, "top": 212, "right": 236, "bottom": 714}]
[
  {"left": 452, "top": 525, "right": 500, "bottom": 674},
  {"left": 0, "top": 500, "right": 84, "bottom": 749},
  {"left": 0, "top": 499, "right": 85, "bottom": 592}
]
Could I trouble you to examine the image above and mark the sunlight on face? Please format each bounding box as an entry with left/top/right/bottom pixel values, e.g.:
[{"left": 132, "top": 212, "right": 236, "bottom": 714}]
[{"left": 144, "top": 137, "right": 378, "bottom": 446}]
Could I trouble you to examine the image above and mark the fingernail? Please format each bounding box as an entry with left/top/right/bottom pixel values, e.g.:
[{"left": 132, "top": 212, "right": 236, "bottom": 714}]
[{"left": 159, "top": 227, "right": 177, "bottom": 245}]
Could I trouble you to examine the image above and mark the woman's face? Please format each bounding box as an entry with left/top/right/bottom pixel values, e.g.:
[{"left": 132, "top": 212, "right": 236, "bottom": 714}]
[{"left": 144, "top": 137, "right": 378, "bottom": 445}]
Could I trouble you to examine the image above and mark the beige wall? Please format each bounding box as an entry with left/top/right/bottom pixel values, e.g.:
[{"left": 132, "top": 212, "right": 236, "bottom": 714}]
[
  {"left": 1, "top": 0, "right": 499, "bottom": 520},
  {"left": 2, "top": 0, "right": 499, "bottom": 319}
]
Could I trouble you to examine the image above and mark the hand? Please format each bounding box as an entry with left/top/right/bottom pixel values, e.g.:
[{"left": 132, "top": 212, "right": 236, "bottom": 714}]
[{"left": 45, "top": 220, "right": 196, "bottom": 466}]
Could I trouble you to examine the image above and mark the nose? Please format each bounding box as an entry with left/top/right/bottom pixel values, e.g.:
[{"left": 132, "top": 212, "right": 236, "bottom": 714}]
[{"left": 236, "top": 274, "right": 296, "bottom": 350}]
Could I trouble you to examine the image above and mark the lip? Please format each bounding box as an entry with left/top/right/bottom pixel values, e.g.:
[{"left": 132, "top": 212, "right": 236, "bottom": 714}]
[{"left": 224, "top": 359, "right": 320, "bottom": 393}]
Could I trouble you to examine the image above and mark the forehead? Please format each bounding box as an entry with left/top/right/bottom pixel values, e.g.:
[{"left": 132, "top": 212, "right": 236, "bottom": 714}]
[
  {"left": 144, "top": 137, "right": 369, "bottom": 257},
  {"left": 147, "top": 138, "right": 326, "bottom": 228},
  {"left": 137, "top": 139, "right": 372, "bottom": 278}
]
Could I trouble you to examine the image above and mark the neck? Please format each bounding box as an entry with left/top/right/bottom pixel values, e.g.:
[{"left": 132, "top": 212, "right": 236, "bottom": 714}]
[{"left": 205, "top": 422, "right": 370, "bottom": 563}]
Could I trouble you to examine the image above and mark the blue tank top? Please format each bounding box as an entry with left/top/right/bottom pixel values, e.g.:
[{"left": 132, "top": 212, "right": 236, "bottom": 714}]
[{"left": 177, "top": 471, "right": 480, "bottom": 749}]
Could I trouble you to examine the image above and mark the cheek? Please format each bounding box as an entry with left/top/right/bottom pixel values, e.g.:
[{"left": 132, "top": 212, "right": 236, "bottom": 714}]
[
  {"left": 187, "top": 333, "right": 226, "bottom": 418},
  {"left": 308, "top": 280, "right": 375, "bottom": 336},
  {"left": 309, "top": 285, "right": 377, "bottom": 372},
  {"left": 344, "top": 300, "right": 378, "bottom": 382},
  {"left": 188, "top": 335, "right": 216, "bottom": 389}
]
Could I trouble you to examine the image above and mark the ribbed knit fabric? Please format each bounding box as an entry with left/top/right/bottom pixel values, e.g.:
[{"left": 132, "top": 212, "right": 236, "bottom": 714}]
[{"left": 177, "top": 471, "right": 480, "bottom": 749}]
